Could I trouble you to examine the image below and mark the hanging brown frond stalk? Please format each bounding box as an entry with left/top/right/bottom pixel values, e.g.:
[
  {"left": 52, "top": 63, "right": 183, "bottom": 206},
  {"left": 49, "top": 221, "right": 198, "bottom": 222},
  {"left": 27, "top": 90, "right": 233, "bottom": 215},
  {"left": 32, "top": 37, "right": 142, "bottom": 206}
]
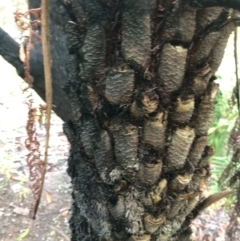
[
  {"left": 14, "top": 6, "right": 51, "bottom": 219},
  {"left": 29, "top": 0, "right": 53, "bottom": 219},
  {"left": 25, "top": 105, "right": 44, "bottom": 219},
  {"left": 15, "top": 8, "right": 41, "bottom": 219},
  {"left": 15, "top": 10, "right": 34, "bottom": 89}
]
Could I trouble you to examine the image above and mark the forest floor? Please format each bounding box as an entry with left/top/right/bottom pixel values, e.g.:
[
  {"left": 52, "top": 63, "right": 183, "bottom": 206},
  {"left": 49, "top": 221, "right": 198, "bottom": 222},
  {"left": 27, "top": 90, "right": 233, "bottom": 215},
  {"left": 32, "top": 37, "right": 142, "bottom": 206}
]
[{"left": 0, "top": 56, "right": 235, "bottom": 241}]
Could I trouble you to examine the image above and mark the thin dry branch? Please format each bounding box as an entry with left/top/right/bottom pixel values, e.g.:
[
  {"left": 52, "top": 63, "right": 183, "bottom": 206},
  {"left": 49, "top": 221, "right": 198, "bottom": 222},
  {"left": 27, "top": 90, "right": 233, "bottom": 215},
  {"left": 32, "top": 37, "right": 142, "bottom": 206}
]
[
  {"left": 234, "top": 28, "right": 240, "bottom": 113},
  {"left": 30, "top": 0, "right": 52, "bottom": 220}
]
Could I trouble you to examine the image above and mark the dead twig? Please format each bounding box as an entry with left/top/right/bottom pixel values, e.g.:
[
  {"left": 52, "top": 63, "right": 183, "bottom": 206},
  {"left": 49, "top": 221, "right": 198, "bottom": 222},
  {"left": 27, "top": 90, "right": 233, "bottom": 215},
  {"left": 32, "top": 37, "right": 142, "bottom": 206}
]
[{"left": 30, "top": 0, "right": 52, "bottom": 219}]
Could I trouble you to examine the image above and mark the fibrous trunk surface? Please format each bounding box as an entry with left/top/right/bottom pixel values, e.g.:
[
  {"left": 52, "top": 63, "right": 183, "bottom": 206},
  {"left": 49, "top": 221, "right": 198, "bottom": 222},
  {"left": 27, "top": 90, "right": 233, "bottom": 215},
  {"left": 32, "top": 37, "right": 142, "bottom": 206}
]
[{"left": 57, "top": 1, "right": 235, "bottom": 240}]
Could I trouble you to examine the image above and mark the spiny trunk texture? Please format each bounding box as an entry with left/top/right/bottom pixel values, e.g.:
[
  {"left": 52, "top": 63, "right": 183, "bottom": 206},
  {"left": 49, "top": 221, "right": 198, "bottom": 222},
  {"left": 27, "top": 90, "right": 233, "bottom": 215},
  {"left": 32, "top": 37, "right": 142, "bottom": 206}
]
[{"left": 48, "top": 0, "right": 236, "bottom": 241}]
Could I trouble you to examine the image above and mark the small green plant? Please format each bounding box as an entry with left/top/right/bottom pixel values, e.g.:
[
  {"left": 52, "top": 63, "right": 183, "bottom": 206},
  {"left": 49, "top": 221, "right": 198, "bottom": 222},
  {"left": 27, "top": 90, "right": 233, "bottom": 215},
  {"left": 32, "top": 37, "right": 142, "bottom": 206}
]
[
  {"left": 16, "top": 229, "right": 30, "bottom": 241},
  {"left": 208, "top": 89, "right": 238, "bottom": 194}
]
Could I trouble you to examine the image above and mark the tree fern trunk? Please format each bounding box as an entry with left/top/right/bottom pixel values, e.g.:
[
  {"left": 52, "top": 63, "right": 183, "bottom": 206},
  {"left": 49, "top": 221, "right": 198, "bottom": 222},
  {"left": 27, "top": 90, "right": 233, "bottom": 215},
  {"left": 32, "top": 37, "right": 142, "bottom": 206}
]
[{"left": 59, "top": 1, "right": 235, "bottom": 240}]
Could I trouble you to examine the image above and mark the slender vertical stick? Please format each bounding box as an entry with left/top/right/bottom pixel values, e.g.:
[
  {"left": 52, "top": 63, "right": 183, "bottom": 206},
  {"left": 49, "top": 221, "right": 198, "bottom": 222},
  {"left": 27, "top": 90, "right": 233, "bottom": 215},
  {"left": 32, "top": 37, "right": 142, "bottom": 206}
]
[
  {"left": 234, "top": 28, "right": 240, "bottom": 114},
  {"left": 31, "top": 0, "right": 52, "bottom": 219}
]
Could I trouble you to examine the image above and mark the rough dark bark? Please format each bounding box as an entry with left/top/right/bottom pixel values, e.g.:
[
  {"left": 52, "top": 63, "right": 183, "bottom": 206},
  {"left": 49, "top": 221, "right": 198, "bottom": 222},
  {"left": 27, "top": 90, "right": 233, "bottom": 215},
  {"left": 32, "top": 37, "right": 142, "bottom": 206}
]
[
  {"left": 58, "top": 1, "right": 236, "bottom": 241},
  {"left": 0, "top": 0, "right": 239, "bottom": 241}
]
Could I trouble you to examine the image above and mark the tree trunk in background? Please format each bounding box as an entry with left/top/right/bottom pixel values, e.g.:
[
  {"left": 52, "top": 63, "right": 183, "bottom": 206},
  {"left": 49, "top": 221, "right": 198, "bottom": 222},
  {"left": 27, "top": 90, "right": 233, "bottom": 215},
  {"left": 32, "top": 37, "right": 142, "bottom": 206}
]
[
  {"left": 1, "top": 0, "right": 238, "bottom": 240},
  {"left": 58, "top": 1, "right": 236, "bottom": 241}
]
